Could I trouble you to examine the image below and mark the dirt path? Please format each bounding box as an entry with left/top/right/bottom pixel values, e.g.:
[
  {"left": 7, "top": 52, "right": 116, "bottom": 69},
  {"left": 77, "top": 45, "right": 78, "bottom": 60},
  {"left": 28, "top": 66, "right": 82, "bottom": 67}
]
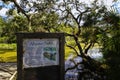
[{"left": 0, "top": 63, "right": 17, "bottom": 80}]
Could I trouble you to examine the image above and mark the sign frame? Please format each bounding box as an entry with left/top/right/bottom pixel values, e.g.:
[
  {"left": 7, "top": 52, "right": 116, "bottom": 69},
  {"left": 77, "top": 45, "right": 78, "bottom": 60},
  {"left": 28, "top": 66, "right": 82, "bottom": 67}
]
[{"left": 16, "top": 32, "right": 65, "bottom": 80}]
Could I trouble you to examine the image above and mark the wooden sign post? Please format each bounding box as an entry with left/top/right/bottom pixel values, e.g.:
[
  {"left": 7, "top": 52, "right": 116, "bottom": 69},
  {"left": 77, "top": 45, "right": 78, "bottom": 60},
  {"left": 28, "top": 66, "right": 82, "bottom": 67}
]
[{"left": 16, "top": 33, "right": 65, "bottom": 80}]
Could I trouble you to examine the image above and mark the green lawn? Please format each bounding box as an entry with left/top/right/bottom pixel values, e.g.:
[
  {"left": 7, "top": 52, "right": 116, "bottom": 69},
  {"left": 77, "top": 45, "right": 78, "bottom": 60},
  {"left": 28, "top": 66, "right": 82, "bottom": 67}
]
[{"left": 0, "top": 43, "right": 17, "bottom": 62}]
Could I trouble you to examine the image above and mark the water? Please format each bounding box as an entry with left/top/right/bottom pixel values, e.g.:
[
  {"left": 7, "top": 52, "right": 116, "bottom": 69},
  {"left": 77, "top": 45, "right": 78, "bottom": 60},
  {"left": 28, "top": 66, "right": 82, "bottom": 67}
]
[{"left": 65, "top": 48, "right": 103, "bottom": 80}]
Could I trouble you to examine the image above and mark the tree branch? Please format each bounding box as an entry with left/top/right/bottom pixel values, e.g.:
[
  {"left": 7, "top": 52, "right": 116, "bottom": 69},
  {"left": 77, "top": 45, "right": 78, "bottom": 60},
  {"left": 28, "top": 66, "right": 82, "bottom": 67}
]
[
  {"left": 65, "top": 59, "right": 81, "bottom": 73},
  {"left": 66, "top": 44, "right": 80, "bottom": 56},
  {"left": 65, "top": 33, "right": 74, "bottom": 37},
  {"left": 12, "top": 0, "right": 30, "bottom": 21},
  {"left": 84, "top": 42, "right": 93, "bottom": 54},
  {"left": 73, "top": 35, "right": 84, "bottom": 57}
]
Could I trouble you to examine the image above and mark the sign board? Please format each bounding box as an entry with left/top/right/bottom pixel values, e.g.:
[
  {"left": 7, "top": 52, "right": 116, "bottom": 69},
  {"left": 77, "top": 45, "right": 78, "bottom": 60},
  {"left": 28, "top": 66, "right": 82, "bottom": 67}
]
[
  {"left": 23, "top": 39, "right": 59, "bottom": 68},
  {"left": 16, "top": 33, "right": 65, "bottom": 80}
]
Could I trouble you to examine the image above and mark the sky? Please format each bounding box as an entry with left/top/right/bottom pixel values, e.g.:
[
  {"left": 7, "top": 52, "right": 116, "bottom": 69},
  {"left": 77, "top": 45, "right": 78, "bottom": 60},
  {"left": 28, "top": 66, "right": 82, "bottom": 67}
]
[
  {"left": 0, "top": 1, "right": 14, "bottom": 17},
  {"left": 0, "top": 0, "right": 117, "bottom": 17}
]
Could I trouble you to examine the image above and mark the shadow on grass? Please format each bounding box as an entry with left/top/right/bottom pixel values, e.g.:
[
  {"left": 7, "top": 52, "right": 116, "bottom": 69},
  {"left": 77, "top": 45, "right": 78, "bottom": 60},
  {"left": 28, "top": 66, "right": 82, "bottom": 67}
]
[
  {"left": 0, "top": 48, "right": 16, "bottom": 51},
  {"left": 7, "top": 56, "right": 17, "bottom": 62},
  {"left": 0, "top": 56, "right": 17, "bottom": 62}
]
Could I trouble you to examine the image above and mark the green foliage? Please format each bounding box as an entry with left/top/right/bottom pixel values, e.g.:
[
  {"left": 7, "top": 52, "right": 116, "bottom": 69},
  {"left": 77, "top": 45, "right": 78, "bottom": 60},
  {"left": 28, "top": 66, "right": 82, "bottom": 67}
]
[
  {"left": 31, "top": 12, "right": 60, "bottom": 32},
  {"left": 0, "top": 11, "right": 61, "bottom": 42},
  {"left": 0, "top": 15, "right": 28, "bottom": 43},
  {"left": 101, "top": 12, "right": 120, "bottom": 80},
  {"left": 0, "top": 17, "right": 6, "bottom": 32},
  {"left": 81, "top": 27, "right": 101, "bottom": 43}
]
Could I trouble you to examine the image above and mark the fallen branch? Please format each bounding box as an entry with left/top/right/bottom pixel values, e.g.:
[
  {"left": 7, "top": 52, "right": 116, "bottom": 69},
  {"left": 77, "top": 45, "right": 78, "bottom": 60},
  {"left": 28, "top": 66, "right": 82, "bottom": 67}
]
[{"left": 9, "top": 71, "right": 17, "bottom": 80}]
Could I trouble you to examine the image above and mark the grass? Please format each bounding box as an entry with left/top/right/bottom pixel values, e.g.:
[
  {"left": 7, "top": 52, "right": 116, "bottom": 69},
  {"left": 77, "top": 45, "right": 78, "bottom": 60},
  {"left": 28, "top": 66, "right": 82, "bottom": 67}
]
[{"left": 0, "top": 43, "right": 17, "bottom": 62}]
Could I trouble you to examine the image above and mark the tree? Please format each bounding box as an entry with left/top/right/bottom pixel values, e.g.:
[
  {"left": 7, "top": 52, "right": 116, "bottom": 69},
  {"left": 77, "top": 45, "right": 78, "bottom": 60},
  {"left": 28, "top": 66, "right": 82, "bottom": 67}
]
[
  {"left": 0, "top": 0, "right": 60, "bottom": 42},
  {"left": 0, "top": 15, "right": 28, "bottom": 43},
  {"left": 101, "top": 11, "right": 120, "bottom": 80},
  {"left": 55, "top": 0, "right": 108, "bottom": 79},
  {"left": 1, "top": 0, "right": 58, "bottom": 31}
]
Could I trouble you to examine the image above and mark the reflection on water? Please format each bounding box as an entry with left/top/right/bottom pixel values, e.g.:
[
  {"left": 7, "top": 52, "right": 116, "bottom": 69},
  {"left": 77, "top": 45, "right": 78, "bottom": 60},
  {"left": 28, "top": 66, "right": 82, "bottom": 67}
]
[
  {"left": 88, "top": 48, "right": 103, "bottom": 59},
  {"left": 65, "top": 48, "right": 103, "bottom": 80}
]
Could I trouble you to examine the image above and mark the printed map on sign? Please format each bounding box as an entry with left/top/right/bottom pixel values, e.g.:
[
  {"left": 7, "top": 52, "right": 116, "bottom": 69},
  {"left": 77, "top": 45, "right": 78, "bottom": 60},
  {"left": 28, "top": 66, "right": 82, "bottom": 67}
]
[{"left": 23, "top": 39, "right": 59, "bottom": 68}]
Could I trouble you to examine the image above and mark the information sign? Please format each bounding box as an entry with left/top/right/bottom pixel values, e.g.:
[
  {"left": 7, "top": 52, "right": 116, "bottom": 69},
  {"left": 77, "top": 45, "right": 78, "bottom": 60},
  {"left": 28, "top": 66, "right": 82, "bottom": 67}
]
[
  {"left": 23, "top": 39, "right": 59, "bottom": 68},
  {"left": 16, "top": 33, "right": 65, "bottom": 80}
]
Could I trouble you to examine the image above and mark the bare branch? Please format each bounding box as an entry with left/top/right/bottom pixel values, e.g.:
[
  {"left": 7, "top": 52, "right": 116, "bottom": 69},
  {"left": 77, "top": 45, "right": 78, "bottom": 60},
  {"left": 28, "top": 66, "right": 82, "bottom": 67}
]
[
  {"left": 12, "top": 0, "right": 30, "bottom": 21},
  {"left": 68, "top": 10, "right": 80, "bottom": 26},
  {"left": 83, "top": 42, "right": 89, "bottom": 50},
  {"left": 65, "top": 33, "right": 74, "bottom": 37},
  {"left": 73, "top": 35, "right": 84, "bottom": 57},
  {"left": 66, "top": 44, "right": 79, "bottom": 56},
  {"left": 84, "top": 42, "right": 94, "bottom": 54},
  {"left": 65, "top": 33, "right": 84, "bottom": 57},
  {"left": 65, "top": 60, "right": 81, "bottom": 73}
]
